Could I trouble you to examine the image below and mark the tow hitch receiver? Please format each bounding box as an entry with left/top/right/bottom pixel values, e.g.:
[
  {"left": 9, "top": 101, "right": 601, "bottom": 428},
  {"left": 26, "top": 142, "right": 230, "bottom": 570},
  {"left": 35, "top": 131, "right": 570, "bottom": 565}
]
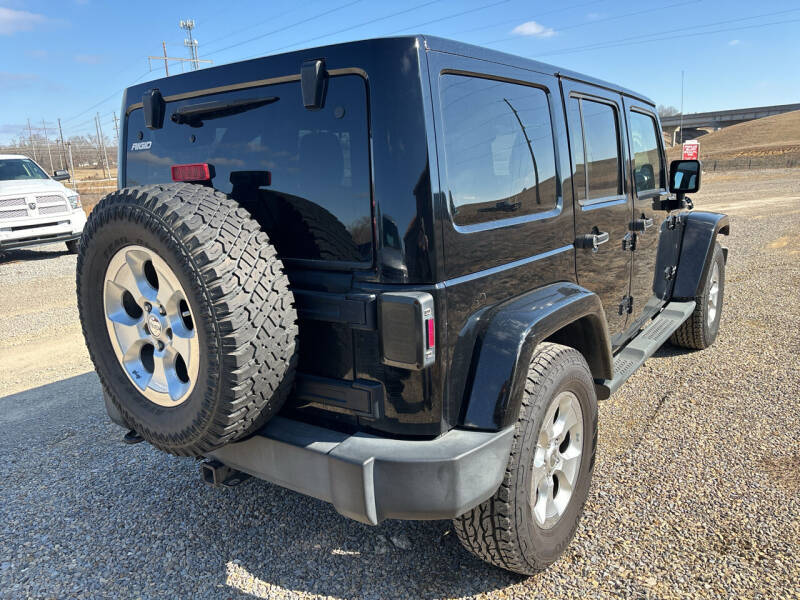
[{"left": 200, "top": 459, "right": 251, "bottom": 488}]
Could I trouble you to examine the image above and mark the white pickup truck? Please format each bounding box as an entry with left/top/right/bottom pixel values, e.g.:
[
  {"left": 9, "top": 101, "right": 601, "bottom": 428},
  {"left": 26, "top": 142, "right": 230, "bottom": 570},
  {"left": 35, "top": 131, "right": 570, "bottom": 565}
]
[{"left": 0, "top": 154, "right": 86, "bottom": 253}]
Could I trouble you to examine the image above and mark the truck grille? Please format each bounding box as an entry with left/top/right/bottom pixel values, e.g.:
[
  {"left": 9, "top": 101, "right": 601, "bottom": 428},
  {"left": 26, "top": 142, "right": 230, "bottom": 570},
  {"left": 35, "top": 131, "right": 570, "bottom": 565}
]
[
  {"left": 39, "top": 204, "right": 67, "bottom": 215},
  {"left": 35, "top": 195, "right": 68, "bottom": 216},
  {"left": 0, "top": 209, "right": 28, "bottom": 219},
  {"left": 36, "top": 195, "right": 65, "bottom": 204},
  {"left": 0, "top": 197, "right": 26, "bottom": 208}
]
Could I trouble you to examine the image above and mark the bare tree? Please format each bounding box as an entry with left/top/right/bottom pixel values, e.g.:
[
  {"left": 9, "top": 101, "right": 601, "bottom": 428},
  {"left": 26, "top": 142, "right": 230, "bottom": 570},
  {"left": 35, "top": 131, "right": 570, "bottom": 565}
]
[{"left": 658, "top": 104, "right": 680, "bottom": 118}]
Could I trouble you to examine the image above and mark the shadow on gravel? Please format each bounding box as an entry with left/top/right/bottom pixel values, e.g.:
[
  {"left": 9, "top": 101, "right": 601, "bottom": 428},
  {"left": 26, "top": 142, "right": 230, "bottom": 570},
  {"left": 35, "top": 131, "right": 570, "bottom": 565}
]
[
  {"left": 0, "top": 246, "right": 72, "bottom": 264},
  {"left": 1, "top": 373, "right": 525, "bottom": 599},
  {"left": 651, "top": 342, "right": 699, "bottom": 359}
]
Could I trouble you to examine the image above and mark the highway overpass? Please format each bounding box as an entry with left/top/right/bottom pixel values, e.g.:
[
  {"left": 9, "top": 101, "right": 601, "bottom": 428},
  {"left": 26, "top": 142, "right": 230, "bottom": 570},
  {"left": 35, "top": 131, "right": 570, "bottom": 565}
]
[{"left": 662, "top": 102, "right": 800, "bottom": 145}]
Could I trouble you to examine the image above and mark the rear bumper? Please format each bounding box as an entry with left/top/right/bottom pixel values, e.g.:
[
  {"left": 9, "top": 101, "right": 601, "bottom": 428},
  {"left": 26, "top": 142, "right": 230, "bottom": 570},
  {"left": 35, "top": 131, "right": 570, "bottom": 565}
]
[{"left": 209, "top": 416, "right": 514, "bottom": 525}]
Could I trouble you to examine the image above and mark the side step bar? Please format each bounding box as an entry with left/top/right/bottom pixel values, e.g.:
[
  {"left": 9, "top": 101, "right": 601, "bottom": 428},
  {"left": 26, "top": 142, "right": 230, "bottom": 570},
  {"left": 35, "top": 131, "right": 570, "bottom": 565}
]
[{"left": 595, "top": 300, "right": 696, "bottom": 400}]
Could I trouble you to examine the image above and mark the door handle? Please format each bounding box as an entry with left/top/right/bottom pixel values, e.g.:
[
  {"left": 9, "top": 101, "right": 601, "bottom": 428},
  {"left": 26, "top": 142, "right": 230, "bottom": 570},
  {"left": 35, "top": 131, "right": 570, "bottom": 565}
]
[
  {"left": 630, "top": 217, "right": 654, "bottom": 232},
  {"left": 576, "top": 230, "right": 610, "bottom": 253}
]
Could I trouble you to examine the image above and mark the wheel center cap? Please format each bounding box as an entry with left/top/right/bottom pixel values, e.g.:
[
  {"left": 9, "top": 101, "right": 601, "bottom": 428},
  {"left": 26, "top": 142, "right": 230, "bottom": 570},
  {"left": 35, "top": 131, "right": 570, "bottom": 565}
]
[
  {"left": 545, "top": 447, "right": 559, "bottom": 470},
  {"left": 147, "top": 314, "right": 163, "bottom": 337}
]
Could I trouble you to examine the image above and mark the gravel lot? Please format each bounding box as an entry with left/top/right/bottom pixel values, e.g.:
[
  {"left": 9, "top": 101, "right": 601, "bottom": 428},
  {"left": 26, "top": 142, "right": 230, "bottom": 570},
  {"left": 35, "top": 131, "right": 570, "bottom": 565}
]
[{"left": 1, "top": 169, "right": 798, "bottom": 599}]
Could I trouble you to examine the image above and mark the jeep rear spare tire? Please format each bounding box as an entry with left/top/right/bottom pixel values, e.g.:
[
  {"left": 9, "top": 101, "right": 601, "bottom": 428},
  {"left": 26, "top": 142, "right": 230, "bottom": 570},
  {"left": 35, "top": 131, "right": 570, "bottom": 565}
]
[{"left": 77, "top": 183, "right": 298, "bottom": 456}]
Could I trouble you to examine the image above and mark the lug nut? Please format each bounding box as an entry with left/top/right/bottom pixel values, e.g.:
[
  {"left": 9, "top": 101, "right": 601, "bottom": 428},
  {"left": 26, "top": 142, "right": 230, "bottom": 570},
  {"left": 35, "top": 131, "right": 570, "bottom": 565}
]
[
  {"left": 144, "top": 302, "right": 152, "bottom": 312},
  {"left": 159, "top": 305, "right": 167, "bottom": 316},
  {"left": 166, "top": 328, "right": 173, "bottom": 339},
  {"left": 157, "top": 341, "right": 165, "bottom": 351}
]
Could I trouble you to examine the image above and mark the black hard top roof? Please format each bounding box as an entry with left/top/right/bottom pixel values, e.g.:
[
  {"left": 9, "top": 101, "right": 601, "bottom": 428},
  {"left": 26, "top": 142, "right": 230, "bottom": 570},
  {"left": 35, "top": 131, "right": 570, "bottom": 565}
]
[
  {"left": 419, "top": 34, "right": 655, "bottom": 106},
  {"left": 124, "top": 34, "right": 655, "bottom": 109}
]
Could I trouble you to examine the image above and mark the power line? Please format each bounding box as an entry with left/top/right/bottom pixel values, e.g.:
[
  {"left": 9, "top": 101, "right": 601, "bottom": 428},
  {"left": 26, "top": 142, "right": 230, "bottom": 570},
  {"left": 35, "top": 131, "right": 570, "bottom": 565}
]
[
  {"left": 532, "top": 8, "right": 800, "bottom": 57},
  {"left": 383, "top": 0, "right": 511, "bottom": 35},
  {"left": 255, "top": 0, "right": 447, "bottom": 56},
  {"left": 204, "top": 0, "right": 363, "bottom": 58},
  {"left": 482, "top": 0, "right": 699, "bottom": 45},
  {"left": 199, "top": 3, "right": 319, "bottom": 51},
  {"left": 62, "top": 69, "right": 152, "bottom": 124},
  {"left": 64, "top": 70, "right": 150, "bottom": 123},
  {"left": 450, "top": 0, "right": 612, "bottom": 36}
]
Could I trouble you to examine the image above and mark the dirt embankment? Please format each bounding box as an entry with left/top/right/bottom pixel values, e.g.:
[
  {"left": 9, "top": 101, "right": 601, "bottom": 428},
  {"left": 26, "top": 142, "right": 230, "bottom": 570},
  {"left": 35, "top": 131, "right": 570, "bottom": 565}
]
[{"left": 668, "top": 110, "right": 800, "bottom": 170}]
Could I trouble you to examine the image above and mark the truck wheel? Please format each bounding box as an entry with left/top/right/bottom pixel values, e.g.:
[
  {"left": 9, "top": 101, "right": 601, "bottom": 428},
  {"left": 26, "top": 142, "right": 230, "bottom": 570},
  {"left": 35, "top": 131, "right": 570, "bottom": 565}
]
[
  {"left": 76, "top": 183, "right": 298, "bottom": 456},
  {"left": 453, "top": 343, "right": 598, "bottom": 575},
  {"left": 670, "top": 242, "right": 725, "bottom": 350}
]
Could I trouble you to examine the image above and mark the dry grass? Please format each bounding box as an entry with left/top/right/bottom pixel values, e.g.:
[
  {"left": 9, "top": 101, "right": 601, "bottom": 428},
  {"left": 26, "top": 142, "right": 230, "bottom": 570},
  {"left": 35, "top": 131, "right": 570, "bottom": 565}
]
[{"left": 70, "top": 167, "right": 117, "bottom": 182}]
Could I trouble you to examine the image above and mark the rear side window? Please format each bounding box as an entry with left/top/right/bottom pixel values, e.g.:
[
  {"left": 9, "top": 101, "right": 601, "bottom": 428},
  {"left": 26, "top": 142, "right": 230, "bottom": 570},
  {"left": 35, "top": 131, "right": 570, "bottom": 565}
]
[
  {"left": 439, "top": 74, "right": 557, "bottom": 226},
  {"left": 629, "top": 110, "right": 664, "bottom": 194},
  {"left": 125, "top": 75, "right": 372, "bottom": 263},
  {"left": 568, "top": 97, "right": 622, "bottom": 202}
]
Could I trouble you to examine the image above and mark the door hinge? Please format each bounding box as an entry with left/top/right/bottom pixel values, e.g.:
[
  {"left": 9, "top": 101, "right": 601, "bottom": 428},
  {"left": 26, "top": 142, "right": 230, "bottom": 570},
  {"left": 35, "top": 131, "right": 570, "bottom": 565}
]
[
  {"left": 664, "top": 265, "right": 677, "bottom": 281},
  {"left": 665, "top": 214, "right": 683, "bottom": 230},
  {"left": 618, "top": 295, "right": 634, "bottom": 315},
  {"left": 622, "top": 232, "right": 637, "bottom": 252}
]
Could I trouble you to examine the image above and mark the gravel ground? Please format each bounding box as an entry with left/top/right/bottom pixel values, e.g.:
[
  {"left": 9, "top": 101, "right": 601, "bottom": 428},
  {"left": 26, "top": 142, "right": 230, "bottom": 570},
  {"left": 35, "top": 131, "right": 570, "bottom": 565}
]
[{"left": 1, "top": 169, "right": 799, "bottom": 599}]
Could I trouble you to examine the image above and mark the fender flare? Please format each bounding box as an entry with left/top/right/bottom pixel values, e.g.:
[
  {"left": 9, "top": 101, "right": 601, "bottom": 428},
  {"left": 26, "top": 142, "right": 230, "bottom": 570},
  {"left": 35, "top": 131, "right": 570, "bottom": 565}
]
[
  {"left": 458, "top": 282, "right": 612, "bottom": 431},
  {"left": 673, "top": 211, "right": 730, "bottom": 300}
]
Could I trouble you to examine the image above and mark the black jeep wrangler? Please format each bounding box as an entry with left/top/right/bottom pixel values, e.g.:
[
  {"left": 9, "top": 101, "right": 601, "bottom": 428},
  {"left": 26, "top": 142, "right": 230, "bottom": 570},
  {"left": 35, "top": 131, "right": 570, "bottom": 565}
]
[{"left": 77, "top": 36, "right": 729, "bottom": 574}]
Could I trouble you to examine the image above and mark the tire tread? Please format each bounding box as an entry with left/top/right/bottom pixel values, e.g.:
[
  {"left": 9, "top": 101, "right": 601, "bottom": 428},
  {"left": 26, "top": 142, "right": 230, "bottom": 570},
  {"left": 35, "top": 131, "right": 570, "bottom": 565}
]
[{"left": 76, "top": 183, "right": 298, "bottom": 456}]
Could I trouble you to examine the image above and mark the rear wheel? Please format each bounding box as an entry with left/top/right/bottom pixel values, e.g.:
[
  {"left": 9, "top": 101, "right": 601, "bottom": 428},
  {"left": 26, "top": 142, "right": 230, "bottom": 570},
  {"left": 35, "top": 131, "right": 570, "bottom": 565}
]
[
  {"left": 453, "top": 343, "right": 598, "bottom": 575},
  {"left": 670, "top": 242, "right": 725, "bottom": 350},
  {"left": 77, "top": 183, "right": 298, "bottom": 456}
]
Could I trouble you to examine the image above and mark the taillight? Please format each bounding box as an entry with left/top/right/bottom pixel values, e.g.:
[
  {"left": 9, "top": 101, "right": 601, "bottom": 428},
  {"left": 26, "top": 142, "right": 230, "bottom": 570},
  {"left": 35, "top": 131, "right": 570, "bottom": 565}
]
[
  {"left": 171, "top": 163, "right": 211, "bottom": 182},
  {"left": 378, "top": 292, "right": 436, "bottom": 370}
]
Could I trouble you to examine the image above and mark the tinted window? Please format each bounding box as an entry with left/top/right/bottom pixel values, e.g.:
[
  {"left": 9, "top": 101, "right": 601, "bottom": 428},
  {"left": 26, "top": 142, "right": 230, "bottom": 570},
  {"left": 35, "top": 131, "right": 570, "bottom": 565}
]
[
  {"left": 566, "top": 98, "right": 586, "bottom": 203},
  {"left": 125, "top": 75, "right": 372, "bottom": 263},
  {"left": 629, "top": 111, "right": 664, "bottom": 193},
  {"left": 439, "top": 75, "right": 557, "bottom": 226},
  {"left": 580, "top": 100, "right": 621, "bottom": 200},
  {"left": 0, "top": 158, "right": 48, "bottom": 181}
]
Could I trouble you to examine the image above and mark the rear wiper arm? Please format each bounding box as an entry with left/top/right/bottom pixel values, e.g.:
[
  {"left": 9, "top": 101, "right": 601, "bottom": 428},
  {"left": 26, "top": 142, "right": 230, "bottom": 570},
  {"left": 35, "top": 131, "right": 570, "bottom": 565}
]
[{"left": 171, "top": 96, "right": 279, "bottom": 127}]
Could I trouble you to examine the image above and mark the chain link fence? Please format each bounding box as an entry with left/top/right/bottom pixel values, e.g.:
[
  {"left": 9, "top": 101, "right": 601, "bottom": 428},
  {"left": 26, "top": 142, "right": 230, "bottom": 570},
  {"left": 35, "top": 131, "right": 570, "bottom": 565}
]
[
  {"left": 1, "top": 145, "right": 119, "bottom": 211},
  {"left": 0, "top": 142, "right": 118, "bottom": 176},
  {"left": 704, "top": 155, "right": 800, "bottom": 171}
]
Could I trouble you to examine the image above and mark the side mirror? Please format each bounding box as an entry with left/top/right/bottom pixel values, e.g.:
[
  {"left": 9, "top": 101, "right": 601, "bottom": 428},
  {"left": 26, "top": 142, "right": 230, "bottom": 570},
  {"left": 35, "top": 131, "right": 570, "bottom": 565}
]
[
  {"left": 53, "top": 169, "right": 70, "bottom": 182},
  {"left": 669, "top": 159, "right": 701, "bottom": 194}
]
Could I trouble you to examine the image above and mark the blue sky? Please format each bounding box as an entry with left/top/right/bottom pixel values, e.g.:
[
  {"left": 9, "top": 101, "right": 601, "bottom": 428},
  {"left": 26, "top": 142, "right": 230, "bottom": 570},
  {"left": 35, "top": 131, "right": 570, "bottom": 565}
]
[{"left": 1, "top": 0, "right": 798, "bottom": 144}]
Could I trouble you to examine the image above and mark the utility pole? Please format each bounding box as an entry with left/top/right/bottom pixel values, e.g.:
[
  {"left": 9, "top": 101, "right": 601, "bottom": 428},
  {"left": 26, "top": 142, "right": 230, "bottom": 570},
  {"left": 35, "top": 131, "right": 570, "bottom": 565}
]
[
  {"left": 112, "top": 113, "right": 120, "bottom": 144},
  {"left": 57, "top": 118, "right": 67, "bottom": 169},
  {"left": 66, "top": 142, "right": 75, "bottom": 180},
  {"left": 95, "top": 113, "right": 110, "bottom": 178},
  {"left": 27, "top": 118, "right": 37, "bottom": 161},
  {"left": 42, "top": 119, "right": 54, "bottom": 173},
  {"left": 162, "top": 41, "right": 170, "bottom": 76},
  {"left": 679, "top": 70, "right": 685, "bottom": 145},
  {"left": 148, "top": 37, "right": 211, "bottom": 74},
  {"left": 181, "top": 19, "right": 199, "bottom": 70}
]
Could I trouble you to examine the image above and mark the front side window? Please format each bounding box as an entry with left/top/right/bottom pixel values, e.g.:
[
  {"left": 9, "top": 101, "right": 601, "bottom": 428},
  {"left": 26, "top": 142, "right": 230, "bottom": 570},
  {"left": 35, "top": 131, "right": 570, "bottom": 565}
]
[
  {"left": 439, "top": 74, "right": 557, "bottom": 226},
  {"left": 629, "top": 110, "right": 664, "bottom": 194},
  {"left": 0, "top": 158, "right": 48, "bottom": 181}
]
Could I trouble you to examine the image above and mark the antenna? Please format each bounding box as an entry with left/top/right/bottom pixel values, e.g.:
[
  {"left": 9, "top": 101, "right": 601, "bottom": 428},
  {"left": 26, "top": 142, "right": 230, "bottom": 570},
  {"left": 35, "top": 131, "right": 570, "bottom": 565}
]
[{"left": 180, "top": 19, "right": 200, "bottom": 70}]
